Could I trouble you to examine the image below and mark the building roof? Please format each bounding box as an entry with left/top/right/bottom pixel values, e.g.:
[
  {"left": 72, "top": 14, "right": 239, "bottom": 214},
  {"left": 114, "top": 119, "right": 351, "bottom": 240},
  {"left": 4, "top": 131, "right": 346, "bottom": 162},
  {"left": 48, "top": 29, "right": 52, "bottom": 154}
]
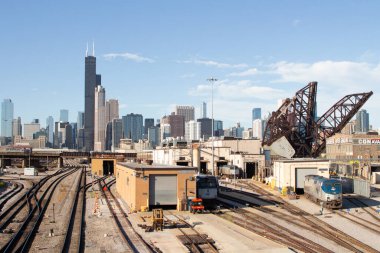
[
  {"left": 275, "top": 158, "right": 330, "bottom": 163},
  {"left": 117, "top": 162, "right": 197, "bottom": 171}
]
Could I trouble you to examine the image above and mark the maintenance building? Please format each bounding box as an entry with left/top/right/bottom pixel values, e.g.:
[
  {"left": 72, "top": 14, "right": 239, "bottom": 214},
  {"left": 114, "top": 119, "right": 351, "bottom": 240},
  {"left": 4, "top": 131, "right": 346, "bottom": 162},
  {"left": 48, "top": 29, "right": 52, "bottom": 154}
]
[
  {"left": 273, "top": 159, "right": 330, "bottom": 194},
  {"left": 116, "top": 162, "right": 197, "bottom": 212}
]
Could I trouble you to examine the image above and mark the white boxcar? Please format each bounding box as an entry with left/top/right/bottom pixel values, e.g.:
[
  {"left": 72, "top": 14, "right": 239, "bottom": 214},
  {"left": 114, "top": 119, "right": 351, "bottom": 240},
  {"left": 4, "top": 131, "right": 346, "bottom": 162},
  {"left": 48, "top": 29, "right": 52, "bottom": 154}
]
[{"left": 24, "top": 167, "right": 38, "bottom": 176}]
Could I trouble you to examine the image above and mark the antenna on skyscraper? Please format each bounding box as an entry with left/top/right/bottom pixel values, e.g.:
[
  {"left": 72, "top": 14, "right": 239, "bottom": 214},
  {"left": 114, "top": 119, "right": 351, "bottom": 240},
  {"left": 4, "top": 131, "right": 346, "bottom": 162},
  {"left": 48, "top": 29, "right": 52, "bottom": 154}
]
[
  {"left": 86, "top": 42, "right": 88, "bottom": 57},
  {"left": 92, "top": 41, "right": 95, "bottom": 56}
]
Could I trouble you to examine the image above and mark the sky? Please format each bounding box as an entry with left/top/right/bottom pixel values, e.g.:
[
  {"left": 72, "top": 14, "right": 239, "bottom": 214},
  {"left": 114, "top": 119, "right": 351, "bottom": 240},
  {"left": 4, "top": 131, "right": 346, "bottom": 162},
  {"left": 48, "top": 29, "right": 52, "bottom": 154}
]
[{"left": 1, "top": 1, "right": 380, "bottom": 130}]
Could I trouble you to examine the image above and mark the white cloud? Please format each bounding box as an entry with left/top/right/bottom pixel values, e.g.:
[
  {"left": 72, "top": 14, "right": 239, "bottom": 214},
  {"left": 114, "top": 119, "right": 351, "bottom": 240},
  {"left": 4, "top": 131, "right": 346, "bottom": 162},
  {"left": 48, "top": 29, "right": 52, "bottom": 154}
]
[
  {"left": 268, "top": 60, "right": 380, "bottom": 92},
  {"left": 103, "top": 52, "right": 154, "bottom": 63},
  {"left": 189, "top": 79, "right": 285, "bottom": 100},
  {"left": 228, "top": 68, "right": 258, "bottom": 77},
  {"left": 180, "top": 59, "right": 248, "bottom": 68}
]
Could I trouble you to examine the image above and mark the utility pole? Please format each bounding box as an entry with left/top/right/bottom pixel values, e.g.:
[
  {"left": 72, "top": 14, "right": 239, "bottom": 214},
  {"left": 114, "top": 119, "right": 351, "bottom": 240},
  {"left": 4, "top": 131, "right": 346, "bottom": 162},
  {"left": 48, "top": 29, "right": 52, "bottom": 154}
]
[{"left": 207, "top": 77, "right": 217, "bottom": 176}]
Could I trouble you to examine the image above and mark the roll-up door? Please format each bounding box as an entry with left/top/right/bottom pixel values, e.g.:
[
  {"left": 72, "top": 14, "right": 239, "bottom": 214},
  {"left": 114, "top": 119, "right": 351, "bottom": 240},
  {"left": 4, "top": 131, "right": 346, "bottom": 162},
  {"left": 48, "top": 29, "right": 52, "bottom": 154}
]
[
  {"left": 296, "top": 168, "right": 317, "bottom": 193},
  {"left": 149, "top": 175, "right": 177, "bottom": 205}
]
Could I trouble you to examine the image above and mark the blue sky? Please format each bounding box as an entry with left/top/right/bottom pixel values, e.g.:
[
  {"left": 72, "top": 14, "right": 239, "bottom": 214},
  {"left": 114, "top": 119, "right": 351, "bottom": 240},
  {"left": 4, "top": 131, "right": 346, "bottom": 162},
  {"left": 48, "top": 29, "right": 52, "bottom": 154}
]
[{"left": 1, "top": 1, "right": 379, "bottom": 129}]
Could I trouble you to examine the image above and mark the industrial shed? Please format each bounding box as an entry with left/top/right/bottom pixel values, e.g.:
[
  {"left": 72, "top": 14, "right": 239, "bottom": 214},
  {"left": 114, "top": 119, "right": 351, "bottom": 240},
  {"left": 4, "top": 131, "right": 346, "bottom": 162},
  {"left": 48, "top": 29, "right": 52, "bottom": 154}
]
[
  {"left": 273, "top": 159, "right": 331, "bottom": 194},
  {"left": 116, "top": 162, "right": 197, "bottom": 212},
  {"left": 91, "top": 158, "right": 116, "bottom": 176}
]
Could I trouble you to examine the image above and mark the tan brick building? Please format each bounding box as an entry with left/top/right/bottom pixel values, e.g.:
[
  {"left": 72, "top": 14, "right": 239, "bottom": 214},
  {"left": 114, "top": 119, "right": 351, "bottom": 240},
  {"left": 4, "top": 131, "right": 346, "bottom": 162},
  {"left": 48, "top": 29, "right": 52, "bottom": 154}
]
[{"left": 116, "top": 162, "right": 197, "bottom": 212}]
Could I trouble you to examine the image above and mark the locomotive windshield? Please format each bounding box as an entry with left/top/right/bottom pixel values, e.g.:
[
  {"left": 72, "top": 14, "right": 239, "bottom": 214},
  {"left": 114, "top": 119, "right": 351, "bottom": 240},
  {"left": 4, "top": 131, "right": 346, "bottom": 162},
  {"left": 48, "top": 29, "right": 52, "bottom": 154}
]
[
  {"left": 196, "top": 177, "right": 217, "bottom": 188},
  {"left": 321, "top": 181, "right": 342, "bottom": 195}
]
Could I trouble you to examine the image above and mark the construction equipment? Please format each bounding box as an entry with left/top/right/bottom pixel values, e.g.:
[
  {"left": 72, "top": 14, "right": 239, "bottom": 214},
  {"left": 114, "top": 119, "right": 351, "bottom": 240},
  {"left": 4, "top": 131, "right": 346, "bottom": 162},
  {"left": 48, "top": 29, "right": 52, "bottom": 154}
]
[
  {"left": 189, "top": 198, "right": 205, "bottom": 214},
  {"left": 152, "top": 208, "right": 164, "bottom": 231}
]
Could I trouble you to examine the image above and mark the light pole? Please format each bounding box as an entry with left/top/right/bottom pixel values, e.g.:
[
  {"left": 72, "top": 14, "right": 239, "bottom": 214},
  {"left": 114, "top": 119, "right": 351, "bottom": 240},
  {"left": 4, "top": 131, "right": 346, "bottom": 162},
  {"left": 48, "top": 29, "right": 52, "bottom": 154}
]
[{"left": 207, "top": 77, "right": 217, "bottom": 176}]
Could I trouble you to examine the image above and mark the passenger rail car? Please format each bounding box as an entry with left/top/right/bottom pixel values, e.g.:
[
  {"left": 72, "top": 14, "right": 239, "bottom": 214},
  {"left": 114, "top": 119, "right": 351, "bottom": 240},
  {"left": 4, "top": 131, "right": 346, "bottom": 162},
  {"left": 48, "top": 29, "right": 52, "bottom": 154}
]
[
  {"left": 304, "top": 175, "right": 342, "bottom": 209},
  {"left": 195, "top": 174, "right": 218, "bottom": 209}
]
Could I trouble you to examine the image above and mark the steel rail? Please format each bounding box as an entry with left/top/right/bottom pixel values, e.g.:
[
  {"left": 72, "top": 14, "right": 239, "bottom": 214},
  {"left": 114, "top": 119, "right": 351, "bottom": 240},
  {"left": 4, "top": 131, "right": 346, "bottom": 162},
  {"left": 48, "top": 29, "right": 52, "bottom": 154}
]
[
  {"left": 0, "top": 168, "right": 78, "bottom": 253},
  {"left": 101, "top": 178, "right": 155, "bottom": 253},
  {"left": 167, "top": 212, "right": 218, "bottom": 253},
  {"left": 98, "top": 179, "right": 137, "bottom": 253},
  {"left": 61, "top": 168, "right": 85, "bottom": 253},
  {"left": 240, "top": 181, "right": 379, "bottom": 253}
]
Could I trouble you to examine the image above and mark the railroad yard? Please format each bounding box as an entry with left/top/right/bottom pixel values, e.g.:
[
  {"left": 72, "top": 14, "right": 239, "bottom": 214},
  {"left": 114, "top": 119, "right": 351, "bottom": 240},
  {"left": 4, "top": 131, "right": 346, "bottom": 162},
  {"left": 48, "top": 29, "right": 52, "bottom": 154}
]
[{"left": 1, "top": 162, "right": 380, "bottom": 253}]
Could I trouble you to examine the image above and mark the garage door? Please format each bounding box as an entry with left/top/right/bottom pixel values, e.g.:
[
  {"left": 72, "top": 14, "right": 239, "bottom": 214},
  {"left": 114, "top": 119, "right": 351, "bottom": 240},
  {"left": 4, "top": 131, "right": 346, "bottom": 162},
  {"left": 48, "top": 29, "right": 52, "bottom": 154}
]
[
  {"left": 149, "top": 175, "right": 177, "bottom": 205},
  {"left": 296, "top": 168, "right": 317, "bottom": 190}
]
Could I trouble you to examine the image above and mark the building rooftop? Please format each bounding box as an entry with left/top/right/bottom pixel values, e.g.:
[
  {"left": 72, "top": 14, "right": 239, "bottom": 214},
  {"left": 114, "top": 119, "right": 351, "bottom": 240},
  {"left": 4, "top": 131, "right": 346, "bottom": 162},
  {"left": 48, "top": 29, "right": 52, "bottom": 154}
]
[
  {"left": 117, "top": 162, "right": 197, "bottom": 171},
  {"left": 275, "top": 158, "right": 330, "bottom": 163}
]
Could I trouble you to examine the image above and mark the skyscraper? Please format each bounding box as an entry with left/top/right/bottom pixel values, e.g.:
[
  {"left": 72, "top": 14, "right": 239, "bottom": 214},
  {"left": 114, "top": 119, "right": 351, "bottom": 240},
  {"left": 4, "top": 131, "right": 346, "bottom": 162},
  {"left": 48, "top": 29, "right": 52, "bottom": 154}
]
[
  {"left": 12, "top": 117, "right": 22, "bottom": 137},
  {"left": 1, "top": 99, "right": 14, "bottom": 137},
  {"left": 105, "top": 122, "right": 112, "bottom": 151},
  {"left": 197, "top": 118, "right": 212, "bottom": 140},
  {"left": 122, "top": 113, "right": 143, "bottom": 142},
  {"left": 60, "top": 109, "right": 69, "bottom": 122},
  {"left": 148, "top": 126, "right": 160, "bottom": 147},
  {"left": 185, "top": 120, "right": 201, "bottom": 141},
  {"left": 252, "top": 108, "right": 261, "bottom": 121},
  {"left": 252, "top": 119, "right": 263, "bottom": 140},
  {"left": 201, "top": 102, "right": 207, "bottom": 119},
  {"left": 46, "top": 116, "right": 54, "bottom": 145},
  {"left": 214, "top": 120, "right": 223, "bottom": 137},
  {"left": 162, "top": 113, "right": 185, "bottom": 138},
  {"left": 144, "top": 118, "right": 154, "bottom": 135},
  {"left": 175, "top": 105, "right": 195, "bottom": 122},
  {"left": 94, "top": 85, "right": 106, "bottom": 151},
  {"left": 106, "top": 99, "right": 119, "bottom": 123},
  {"left": 84, "top": 44, "right": 100, "bottom": 151},
  {"left": 356, "top": 109, "right": 370, "bottom": 133},
  {"left": 112, "top": 118, "right": 123, "bottom": 151},
  {"left": 77, "top": 111, "right": 84, "bottom": 129},
  {"left": 24, "top": 122, "right": 40, "bottom": 140}
]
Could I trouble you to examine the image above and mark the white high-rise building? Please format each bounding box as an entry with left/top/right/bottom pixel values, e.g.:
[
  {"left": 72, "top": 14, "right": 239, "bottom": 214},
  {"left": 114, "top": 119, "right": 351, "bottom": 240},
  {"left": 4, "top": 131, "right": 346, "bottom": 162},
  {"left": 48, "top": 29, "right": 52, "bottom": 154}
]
[
  {"left": 175, "top": 105, "right": 195, "bottom": 122},
  {"left": 94, "top": 85, "right": 106, "bottom": 151},
  {"left": 252, "top": 119, "right": 263, "bottom": 140},
  {"left": 185, "top": 120, "right": 201, "bottom": 141},
  {"left": 200, "top": 102, "right": 207, "bottom": 119}
]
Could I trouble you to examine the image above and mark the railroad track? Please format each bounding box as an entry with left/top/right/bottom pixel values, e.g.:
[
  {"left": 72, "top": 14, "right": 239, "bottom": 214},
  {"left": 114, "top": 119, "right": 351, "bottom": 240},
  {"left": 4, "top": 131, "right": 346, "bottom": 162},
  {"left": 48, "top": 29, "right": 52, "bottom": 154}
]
[
  {"left": 345, "top": 197, "right": 380, "bottom": 222},
  {"left": 0, "top": 167, "right": 78, "bottom": 253},
  {"left": 235, "top": 181, "right": 379, "bottom": 253},
  {"left": 166, "top": 212, "right": 218, "bottom": 253},
  {"left": 98, "top": 178, "right": 154, "bottom": 253},
  {"left": 0, "top": 182, "right": 24, "bottom": 212},
  {"left": 61, "top": 168, "right": 86, "bottom": 253},
  {"left": 217, "top": 195, "right": 333, "bottom": 253},
  {"left": 0, "top": 168, "right": 71, "bottom": 232}
]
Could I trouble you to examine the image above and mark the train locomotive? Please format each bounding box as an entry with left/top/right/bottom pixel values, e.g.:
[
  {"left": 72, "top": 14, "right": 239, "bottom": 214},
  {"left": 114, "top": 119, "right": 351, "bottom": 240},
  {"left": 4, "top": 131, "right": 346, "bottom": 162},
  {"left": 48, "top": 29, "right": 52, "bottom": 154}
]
[
  {"left": 304, "top": 175, "right": 342, "bottom": 209},
  {"left": 195, "top": 174, "right": 218, "bottom": 209}
]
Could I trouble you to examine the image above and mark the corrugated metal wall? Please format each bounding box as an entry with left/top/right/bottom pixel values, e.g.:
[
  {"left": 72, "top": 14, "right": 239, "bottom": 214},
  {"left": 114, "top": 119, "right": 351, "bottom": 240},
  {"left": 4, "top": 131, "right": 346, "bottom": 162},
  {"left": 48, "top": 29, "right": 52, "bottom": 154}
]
[{"left": 353, "top": 179, "right": 371, "bottom": 198}]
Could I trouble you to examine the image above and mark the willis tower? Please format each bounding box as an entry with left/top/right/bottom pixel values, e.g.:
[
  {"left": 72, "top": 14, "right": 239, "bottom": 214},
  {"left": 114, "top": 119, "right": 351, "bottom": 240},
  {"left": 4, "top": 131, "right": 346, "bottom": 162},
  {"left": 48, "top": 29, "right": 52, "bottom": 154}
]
[{"left": 84, "top": 43, "right": 101, "bottom": 151}]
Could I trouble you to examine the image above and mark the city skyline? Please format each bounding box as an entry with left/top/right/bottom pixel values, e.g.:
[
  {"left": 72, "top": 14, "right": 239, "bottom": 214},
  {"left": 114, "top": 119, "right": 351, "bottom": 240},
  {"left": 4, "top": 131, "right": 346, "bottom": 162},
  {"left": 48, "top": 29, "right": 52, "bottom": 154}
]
[{"left": 0, "top": 1, "right": 379, "bottom": 129}]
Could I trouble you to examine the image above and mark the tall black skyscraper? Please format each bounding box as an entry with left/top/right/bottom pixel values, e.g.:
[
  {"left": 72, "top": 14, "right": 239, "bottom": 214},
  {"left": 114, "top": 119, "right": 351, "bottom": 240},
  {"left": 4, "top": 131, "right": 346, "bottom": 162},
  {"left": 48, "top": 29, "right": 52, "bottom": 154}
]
[{"left": 84, "top": 44, "right": 101, "bottom": 151}]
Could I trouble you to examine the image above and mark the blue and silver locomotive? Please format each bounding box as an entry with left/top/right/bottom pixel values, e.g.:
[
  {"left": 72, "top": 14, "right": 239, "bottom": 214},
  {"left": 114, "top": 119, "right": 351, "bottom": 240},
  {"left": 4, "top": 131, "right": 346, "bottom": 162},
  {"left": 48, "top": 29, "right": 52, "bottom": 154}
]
[
  {"left": 304, "top": 175, "right": 342, "bottom": 209},
  {"left": 195, "top": 174, "right": 218, "bottom": 209}
]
